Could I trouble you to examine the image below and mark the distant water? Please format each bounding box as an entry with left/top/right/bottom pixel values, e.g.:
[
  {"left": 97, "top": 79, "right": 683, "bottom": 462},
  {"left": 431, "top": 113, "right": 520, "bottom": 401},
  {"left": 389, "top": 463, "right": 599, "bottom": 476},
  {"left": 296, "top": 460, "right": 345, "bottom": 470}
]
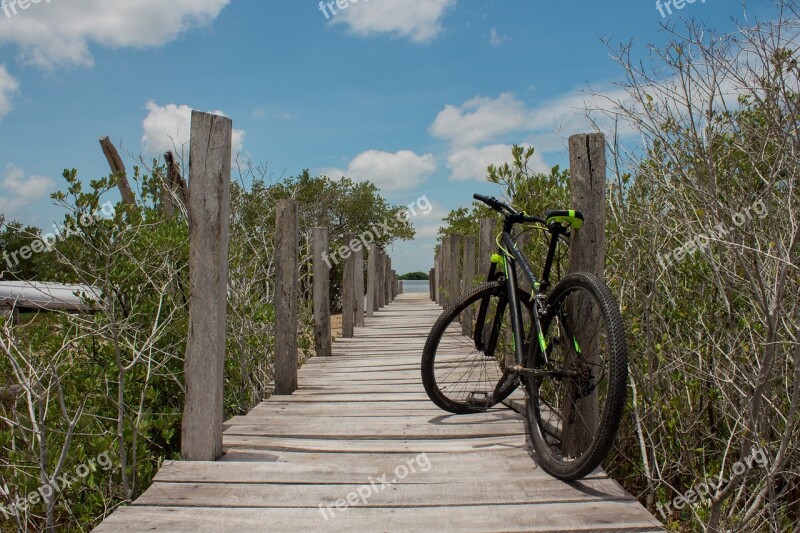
[{"left": 401, "top": 280, "right": 430, "bottom": 294}]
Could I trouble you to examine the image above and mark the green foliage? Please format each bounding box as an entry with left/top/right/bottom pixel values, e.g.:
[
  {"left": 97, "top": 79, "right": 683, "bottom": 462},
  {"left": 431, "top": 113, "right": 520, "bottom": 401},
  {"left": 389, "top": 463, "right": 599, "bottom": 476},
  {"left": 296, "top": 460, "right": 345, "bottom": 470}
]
[
  {"left": 400, "top": 272, "right": 429, "bottom": 280},
  {"left": 0, "top": 162, "right": 414, "bottom": 531}
]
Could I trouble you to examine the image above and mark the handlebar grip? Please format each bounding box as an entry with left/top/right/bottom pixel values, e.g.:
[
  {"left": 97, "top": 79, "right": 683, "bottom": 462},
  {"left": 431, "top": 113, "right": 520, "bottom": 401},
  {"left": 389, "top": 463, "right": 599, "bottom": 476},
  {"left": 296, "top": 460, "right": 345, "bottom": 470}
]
[{"left": 473, "top": 194, "right": 493, "bottom": 204}]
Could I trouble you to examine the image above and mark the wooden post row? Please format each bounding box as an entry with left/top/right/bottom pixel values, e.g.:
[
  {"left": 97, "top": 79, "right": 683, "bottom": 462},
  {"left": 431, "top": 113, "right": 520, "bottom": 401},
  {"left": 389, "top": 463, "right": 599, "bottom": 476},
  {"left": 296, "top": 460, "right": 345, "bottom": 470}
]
[{"left": 182, "top": 111, "right": 232, "bottom": 461}]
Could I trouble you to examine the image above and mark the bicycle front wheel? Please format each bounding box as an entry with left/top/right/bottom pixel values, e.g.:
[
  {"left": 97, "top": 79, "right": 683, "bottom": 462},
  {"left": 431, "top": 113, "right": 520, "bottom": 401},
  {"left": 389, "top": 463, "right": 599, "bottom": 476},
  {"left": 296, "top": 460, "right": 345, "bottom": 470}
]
[
  {"left": 524, "top": 272, "right": 628, "bottom": 480},
  {"left": 422, "top": 282, "right": 533, "bottom": 414}
]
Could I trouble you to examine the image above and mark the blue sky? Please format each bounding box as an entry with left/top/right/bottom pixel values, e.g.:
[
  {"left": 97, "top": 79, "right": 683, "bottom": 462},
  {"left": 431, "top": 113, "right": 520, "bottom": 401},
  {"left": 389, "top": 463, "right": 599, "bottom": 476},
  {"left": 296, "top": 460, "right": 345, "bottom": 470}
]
[{"left": 0, "top": 0, "right": 770, "bottom": 274}]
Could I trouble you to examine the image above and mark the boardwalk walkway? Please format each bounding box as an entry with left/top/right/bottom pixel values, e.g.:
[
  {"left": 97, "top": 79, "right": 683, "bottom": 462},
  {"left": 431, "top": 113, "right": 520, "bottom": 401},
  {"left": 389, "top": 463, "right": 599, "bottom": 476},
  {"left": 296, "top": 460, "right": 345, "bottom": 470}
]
[{"left": 96, "top": 293, "right": 663, "bottom": 532}]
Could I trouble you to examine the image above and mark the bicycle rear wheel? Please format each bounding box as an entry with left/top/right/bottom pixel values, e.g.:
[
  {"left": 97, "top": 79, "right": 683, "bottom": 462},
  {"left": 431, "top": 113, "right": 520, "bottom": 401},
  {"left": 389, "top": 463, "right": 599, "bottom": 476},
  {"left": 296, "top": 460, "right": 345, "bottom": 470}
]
[
  {"left": 524, "top": 272, "right": 628, "bottom": 480},
  {"left": 422, "top": 282, "right": 533, "bottom": 414}
]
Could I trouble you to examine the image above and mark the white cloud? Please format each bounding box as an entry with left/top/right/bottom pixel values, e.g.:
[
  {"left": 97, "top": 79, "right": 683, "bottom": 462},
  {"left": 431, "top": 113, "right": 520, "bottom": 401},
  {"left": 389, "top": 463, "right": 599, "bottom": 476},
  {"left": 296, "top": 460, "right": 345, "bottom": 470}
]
[
  {"left": 0, "top": 0, "right": 229, "bottom": 69},
  {"left": 322, "top": 150, "right": 437, "bottom": 191},
  {"left": 0, "top": 164, "right": 55, "bottom": 216},
  {"left": 0, "top": 66, "right": 19, "bottom": 119},
  {"left": 430, "top": 87, "right": 639, "bottom": 154},
  {"left": 447, "top": 144, "right": 548, "bottom": 182},
  {"left": 430, "top": 93, "right": 529, "bottom": 147},
  {"left": 141, "top": 102, "right": 245, "bottom": 158},
  {"left": 412, "top": 201, "right": 449, "bottom": 238},
  {"left": 331, "top": 0, "right": 455, "bottom": 43},
  {"left": 489, "top": 27, "right": 508, "bottom": 47}
]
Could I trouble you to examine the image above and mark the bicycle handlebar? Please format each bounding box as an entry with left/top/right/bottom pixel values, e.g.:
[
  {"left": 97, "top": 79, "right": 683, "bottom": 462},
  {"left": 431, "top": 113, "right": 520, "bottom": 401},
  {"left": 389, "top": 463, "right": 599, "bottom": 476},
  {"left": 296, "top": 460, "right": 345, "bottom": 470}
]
[{"left": 473, "top": 194, "right": 546, "bottom": 225}]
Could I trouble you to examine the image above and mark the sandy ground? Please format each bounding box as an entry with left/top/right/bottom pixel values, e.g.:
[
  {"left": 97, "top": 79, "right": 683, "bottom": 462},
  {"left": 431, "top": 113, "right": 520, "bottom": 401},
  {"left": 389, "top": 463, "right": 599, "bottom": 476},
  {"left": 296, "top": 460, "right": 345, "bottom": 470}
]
[{"left": 330, "top": 314, "right": 342, "bottom": 339}]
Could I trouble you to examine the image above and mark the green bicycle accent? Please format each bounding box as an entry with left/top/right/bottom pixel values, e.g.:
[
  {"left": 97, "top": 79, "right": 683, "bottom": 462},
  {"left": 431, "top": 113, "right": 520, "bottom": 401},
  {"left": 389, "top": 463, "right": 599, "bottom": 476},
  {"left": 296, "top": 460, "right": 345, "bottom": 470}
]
[
  {"left": 546, "top": 209, "right": 585, "bottom": 230},
  {"left": 573, "top": 337, "right": 582, "bottom": 354},
  {"left": 538, "top": 331, "right": 548, "bottom": 352}
]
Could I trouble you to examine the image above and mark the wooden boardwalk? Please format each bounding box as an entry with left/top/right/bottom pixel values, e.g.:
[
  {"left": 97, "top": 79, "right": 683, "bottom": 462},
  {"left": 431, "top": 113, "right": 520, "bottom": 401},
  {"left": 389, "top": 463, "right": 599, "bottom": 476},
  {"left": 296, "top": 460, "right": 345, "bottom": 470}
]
[{"left": 96, "top": 293, "right": 663, "bottom": 532}]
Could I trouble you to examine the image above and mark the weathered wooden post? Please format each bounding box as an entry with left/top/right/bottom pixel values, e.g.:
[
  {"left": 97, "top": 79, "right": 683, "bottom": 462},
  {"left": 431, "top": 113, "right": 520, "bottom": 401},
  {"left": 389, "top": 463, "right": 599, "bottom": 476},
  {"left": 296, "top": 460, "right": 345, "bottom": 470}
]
[
  {"left": 569, "top": 133, "right": 606, "bottom": 277},
  {"left": 377, "top": 250, "right": 386, "bottom": 309},
  {"left": 367, "top": 247, "right": 377, "bottom": 317},
  {"left": 429, "top": 268, "right": 435, "bottom": 301},
  {"left": 478, "top": 219, "right": 496, "bottom": 279},
  {"left": 440, "top": 238, "right": 450, "bottom": 306},
  {"left": 312, "top": 228, "right": 331, "bottom": 357},
  {"left": 565, "top": 132, "right": 607, "bottom": 454},
  {"left": 385, "top": 256, "right": 393, "bottom": 305},
  {"left": 447, "top": 235, "right": 463, "bottom": 308},
  {"left": 461, "top": 235, "right": 477, "bottom": 335},
  {"left": 342, "top": 233, "right": 356, "bottom": 338},
  {"left": 354, "top": 247, "right": 365, "bottom": 328},
  {"left": 437, "top": 249, "right": 443, "bottom": 305},
  {"left": 275, "top": 199, "right": 299, "bottom": 395},
  {"left": 182, "top": 111, "right": 232, "bottom": 461}
]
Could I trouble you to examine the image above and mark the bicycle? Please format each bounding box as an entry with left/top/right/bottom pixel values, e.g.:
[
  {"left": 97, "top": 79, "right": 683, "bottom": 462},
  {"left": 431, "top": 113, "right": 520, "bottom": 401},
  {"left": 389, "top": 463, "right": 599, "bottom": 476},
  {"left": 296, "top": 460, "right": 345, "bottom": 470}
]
[{"left": 421, "top": 194, "right": 628, "bottom": 480}]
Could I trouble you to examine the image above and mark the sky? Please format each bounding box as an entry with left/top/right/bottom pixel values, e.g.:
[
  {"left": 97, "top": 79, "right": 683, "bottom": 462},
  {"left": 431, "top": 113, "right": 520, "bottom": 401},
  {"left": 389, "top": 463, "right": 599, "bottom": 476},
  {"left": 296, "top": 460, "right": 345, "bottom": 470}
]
[{"left": 0, "top": 0, "right": 774, "bottom": 274}]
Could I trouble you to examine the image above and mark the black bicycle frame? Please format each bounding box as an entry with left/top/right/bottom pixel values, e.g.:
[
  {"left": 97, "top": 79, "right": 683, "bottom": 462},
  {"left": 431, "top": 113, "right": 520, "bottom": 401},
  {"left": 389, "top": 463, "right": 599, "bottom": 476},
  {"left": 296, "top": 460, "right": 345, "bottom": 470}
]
[{"left": 473, "top": 221, "right": 567, "bottom": 367}]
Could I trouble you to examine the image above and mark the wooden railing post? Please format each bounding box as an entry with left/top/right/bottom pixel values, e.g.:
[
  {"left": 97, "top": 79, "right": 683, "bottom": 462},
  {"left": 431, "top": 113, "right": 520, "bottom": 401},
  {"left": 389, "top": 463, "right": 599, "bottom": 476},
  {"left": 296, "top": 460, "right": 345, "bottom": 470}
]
[
  {"left": 312, "top": 228, "right": 331, "bottom": 357},
  {"left": 354, "top": 247, "right": 365, "bottom": 328},
  {"left": 367, "top": 247, "right": 377, "bottom": 317},
  {"left": 377, "top": 250, "right": 386, "bottom": 309},
  {"left": 569, "top": 133, "right": 607, "bottom": 277},
  {"left": 565, "top": 132, "right": 607, "bottom": 454},
  {"left": 435, "top": 251, "right": 441, "bottom": 304},
  {"left": 461, "top": 235, "right": 477, "bottom": 335},
  {"left": 182, "top": 111, "right": 232, "bottom": 461},
  {"left": 275, "top": 199, "right": 299, "bottom": 395},
  {"left": 440, "top": 237, "right": 450, "bottom": 306},
  {"left": 429, "top": 268, "right": 435, "bottom": 301},
  {"left": 478, "top": 219, "right": 496, "bottom": 279},
  {"left": 447, "top": 235, "right": 463, "bottom": 308},
  {"left": 342, "top": 233, "right": 356, "bottom": 338},
  {"left": 385, "top": 257, "right": 393, "bottom": 305}
]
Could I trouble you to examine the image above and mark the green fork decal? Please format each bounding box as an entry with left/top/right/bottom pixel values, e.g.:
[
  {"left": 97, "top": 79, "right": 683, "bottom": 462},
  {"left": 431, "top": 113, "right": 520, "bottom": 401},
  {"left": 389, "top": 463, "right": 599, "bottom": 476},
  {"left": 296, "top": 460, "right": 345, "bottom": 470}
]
[
  {"left": 538, "top": 331, "right": 548, "bottom": 352},
  {"left": 573, "top": 337, "right": 582, "bottom": 354}
]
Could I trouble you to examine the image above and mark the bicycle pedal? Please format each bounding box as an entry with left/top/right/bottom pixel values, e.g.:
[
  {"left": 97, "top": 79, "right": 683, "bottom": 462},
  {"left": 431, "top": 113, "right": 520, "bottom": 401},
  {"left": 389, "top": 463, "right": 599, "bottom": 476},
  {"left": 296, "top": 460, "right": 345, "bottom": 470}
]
[{"left": 465, "top": 391, "right": 493, "bottom": 409}]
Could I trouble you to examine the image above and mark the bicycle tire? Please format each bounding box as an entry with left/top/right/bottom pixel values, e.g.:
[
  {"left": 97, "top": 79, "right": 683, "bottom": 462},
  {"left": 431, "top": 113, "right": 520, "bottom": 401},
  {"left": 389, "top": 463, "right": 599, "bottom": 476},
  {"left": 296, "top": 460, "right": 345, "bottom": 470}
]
[
  {"left": 422, "top": 282, "right": 533, "bottom": 414},
  {"left": 524, "top": 272, "right": 628, "bottom": 480}
]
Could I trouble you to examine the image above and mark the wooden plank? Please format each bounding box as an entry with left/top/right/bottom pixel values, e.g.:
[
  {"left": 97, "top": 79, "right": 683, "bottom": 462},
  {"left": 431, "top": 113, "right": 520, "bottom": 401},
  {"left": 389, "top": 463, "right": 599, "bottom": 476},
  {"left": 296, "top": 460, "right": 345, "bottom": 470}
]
[
  {"left": 136, "top": 478, "right": 634, "bottom": 508},
  {"left": 181, "top": 111, "right": 232, "bottom": 461},
  {"left": 95, "top": 502, "right": 663, "bottom": 533}
]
